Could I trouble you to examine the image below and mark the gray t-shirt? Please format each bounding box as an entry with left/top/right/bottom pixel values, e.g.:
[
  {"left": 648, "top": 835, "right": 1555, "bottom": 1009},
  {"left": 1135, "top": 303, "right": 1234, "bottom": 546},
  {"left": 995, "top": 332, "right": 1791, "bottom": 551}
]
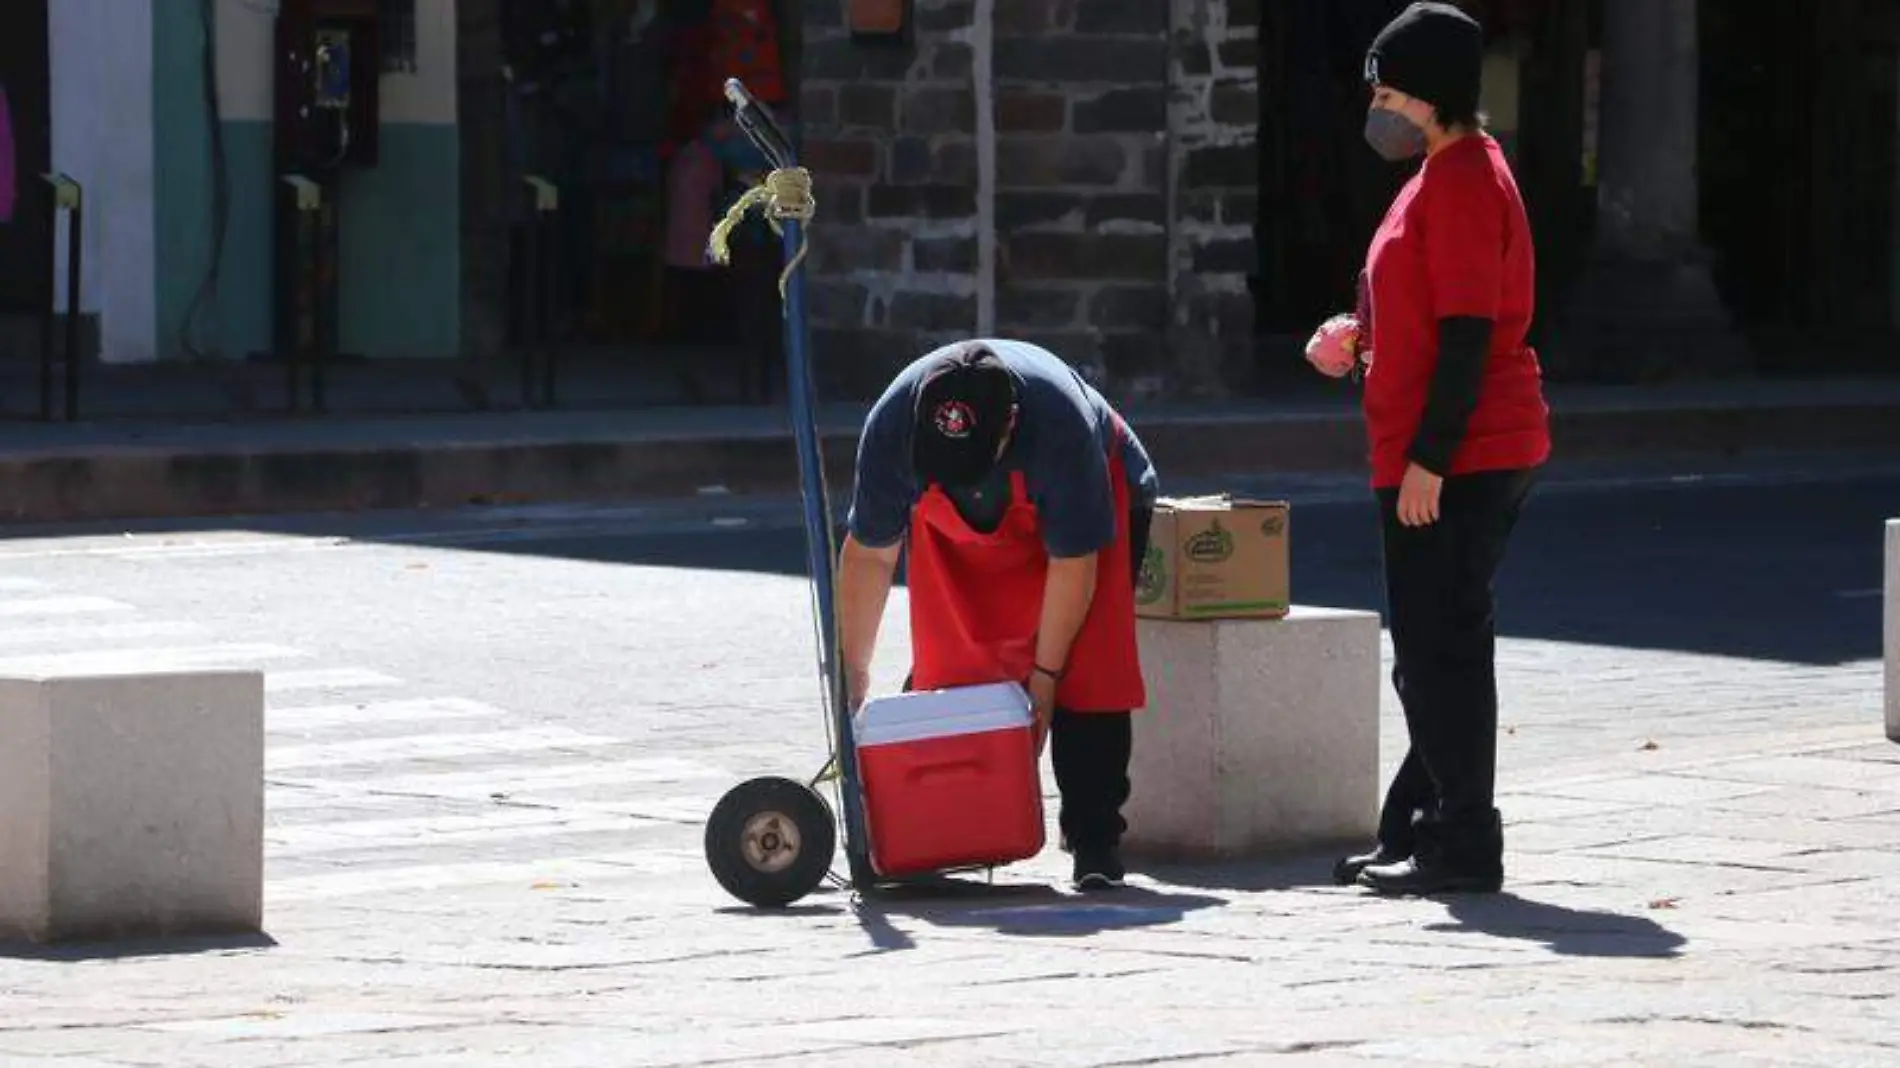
[{"left": 846, "top": 339, "right": 1160, "bottom": 559}]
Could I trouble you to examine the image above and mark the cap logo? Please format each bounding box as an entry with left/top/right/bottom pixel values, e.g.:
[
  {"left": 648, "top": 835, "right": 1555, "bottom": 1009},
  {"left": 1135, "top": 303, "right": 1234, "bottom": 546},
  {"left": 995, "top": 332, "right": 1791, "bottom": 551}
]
[
  {"left": 1364, "top": 52, "right": 1380, "bottom": 83},
  {"left": 933, "top": 400, "right": 975, "bottom": 439}
]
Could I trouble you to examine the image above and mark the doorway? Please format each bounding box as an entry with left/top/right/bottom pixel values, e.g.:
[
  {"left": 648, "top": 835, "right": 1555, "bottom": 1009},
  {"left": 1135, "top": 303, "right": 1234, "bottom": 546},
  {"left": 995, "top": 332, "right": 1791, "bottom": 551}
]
[
  {"left": 1702, "top": 1, "right": 1900, "bottom": 373},
  {"left": 460, "top": 0, "right": 799, "bottom": 405}
]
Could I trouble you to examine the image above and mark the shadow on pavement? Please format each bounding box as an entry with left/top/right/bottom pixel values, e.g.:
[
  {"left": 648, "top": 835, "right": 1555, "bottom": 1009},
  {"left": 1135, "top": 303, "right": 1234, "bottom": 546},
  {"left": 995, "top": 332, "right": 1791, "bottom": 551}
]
[
  {"left": 0, "top": 930, "right": 278, "bottom": 962},
  {"left": 5, "top": 467, "right": 1890, "bottom": 666},
  {"left": 1128, "top": 849, "right": 1348, "bottom": 894},
  {"left": 835, "top": 876, "right": 1226, "bottom": 946},
  {"left": 1428, "top": 894, "right": 1687, "bottom": 959}
]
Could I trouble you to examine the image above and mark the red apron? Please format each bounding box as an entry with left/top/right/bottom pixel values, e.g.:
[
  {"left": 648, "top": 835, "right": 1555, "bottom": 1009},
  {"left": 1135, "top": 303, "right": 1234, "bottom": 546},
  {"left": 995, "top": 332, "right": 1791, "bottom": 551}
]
[{"left": 905, "top": 426, "right": 1146, "bottom": 714}]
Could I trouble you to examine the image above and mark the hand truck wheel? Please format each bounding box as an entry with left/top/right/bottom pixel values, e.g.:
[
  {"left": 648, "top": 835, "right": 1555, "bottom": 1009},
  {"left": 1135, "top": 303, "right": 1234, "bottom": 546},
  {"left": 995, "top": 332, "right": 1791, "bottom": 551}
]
[{"left": 704, "top": 776, "right": 838, "bottom": 908}]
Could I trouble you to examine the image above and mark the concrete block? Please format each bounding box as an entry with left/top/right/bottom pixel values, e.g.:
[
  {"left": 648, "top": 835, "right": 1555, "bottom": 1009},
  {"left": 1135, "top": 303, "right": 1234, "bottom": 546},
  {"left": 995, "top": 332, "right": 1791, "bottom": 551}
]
[
  {"left": 1887, "top": 520, "right": 1898, "bottom": 744},
  {"left": 0, "top": 666, "right": 265, "bottom": 943},
  {"left": 1125, "top": 606, "right": 1383, "bottom": 861}
]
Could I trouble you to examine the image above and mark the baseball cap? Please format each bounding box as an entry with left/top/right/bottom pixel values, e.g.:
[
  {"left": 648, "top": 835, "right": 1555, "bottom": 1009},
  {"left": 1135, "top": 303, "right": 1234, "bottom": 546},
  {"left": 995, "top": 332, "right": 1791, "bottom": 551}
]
[{"left": 910, "top": 345, "right": 1018, "bottom": 489}]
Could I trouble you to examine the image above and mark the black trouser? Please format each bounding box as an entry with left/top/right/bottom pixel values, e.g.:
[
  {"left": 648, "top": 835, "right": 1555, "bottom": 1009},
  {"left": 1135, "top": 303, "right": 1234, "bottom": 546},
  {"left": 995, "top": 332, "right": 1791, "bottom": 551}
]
[
  {"left": 1373, "top": 468, "right": 1535, "bottom": 869},
  {"left": 905, "top": 504, "right": 1153, "bottom": 855}
]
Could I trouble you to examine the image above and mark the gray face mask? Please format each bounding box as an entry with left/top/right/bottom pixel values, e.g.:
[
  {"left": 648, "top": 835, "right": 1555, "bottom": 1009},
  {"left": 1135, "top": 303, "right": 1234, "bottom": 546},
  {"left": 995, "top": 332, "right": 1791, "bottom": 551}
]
[{"left": 1364, "top": 107, "right": 1426, "bottom": 162}]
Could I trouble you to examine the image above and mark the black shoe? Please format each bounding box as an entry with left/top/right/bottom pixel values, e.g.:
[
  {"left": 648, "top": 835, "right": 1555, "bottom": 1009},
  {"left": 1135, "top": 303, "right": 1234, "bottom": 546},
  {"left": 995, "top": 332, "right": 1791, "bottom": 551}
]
[
  {"left": 1332, "top": 846, "right": 1408, "bottom": 886},
  {"left": 1355, "top": 855, "right": 1502, "bottom": 897},
  {"left": 1072, "top": 847, "right": 1126, "bottom": 892}
]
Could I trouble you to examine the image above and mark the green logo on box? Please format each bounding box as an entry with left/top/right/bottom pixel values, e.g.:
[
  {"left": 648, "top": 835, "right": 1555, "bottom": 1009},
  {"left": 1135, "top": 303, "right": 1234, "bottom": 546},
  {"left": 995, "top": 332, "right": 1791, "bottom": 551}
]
[{"left": 1184, "top": 521, "right": 1234, "bottom": 563}]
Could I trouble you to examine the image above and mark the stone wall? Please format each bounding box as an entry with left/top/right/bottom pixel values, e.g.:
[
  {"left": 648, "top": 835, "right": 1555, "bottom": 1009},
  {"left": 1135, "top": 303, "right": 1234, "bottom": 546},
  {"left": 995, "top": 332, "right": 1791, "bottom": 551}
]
[
  {"left": 795, "top": 0, "right": 1261, "bottom": 401},
  {"left": 991, "top": 0, "right": 1170, "bottom": 396},
  {"left": 797, "top": 0, "right": 983, "bottom": 399},
  {"left": 1167, "top": 0, "right": 1262, "bottom": 397}
]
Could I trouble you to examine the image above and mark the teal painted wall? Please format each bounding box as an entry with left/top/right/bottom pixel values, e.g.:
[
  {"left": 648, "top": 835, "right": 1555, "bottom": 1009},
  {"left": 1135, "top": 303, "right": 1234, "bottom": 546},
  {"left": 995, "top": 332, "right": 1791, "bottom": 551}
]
[
  {"left": 150, "top": 0, "right": 461, "bottom": 361},
  {"left": 337, "top": 124, "right": 462, "bottom": 360},
  {"left": 152, "top": 0, "right": 230, "bottom": 361}
]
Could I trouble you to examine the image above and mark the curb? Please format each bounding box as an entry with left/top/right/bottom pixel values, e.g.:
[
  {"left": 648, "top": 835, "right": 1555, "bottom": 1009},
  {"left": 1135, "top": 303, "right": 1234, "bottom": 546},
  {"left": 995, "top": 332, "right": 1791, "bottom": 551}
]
[{"left": 2, "top": 400, "right": 1898, "bottom": 525}]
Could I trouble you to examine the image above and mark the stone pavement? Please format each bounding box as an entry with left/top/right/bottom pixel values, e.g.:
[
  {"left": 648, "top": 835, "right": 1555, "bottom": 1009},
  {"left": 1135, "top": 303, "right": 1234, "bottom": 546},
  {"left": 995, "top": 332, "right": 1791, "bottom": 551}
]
[{"left": 1, "top": 587, "right": 1895, "bottom": 1065}]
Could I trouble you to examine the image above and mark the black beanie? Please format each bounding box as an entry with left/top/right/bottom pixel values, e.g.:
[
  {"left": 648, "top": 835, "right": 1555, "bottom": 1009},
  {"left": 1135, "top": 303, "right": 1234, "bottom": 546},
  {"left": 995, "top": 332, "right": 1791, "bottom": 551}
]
[{"left": 1365, "top": 2, "right": 1485, "bottom": 120}]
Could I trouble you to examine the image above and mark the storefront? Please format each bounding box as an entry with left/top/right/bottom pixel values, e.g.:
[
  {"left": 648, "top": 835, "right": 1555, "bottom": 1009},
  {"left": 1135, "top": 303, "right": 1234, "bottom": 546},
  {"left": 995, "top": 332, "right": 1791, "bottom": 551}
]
[{"left": 463, "top": 0, "right": 799, "bottom": 404}]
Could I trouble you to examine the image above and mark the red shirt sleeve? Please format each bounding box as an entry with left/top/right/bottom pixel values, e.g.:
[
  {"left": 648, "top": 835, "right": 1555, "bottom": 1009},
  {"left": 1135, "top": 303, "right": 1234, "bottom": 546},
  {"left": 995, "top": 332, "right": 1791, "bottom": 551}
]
[{"left": 1422, "top": 154, "right": 1506, "bottom": 321}]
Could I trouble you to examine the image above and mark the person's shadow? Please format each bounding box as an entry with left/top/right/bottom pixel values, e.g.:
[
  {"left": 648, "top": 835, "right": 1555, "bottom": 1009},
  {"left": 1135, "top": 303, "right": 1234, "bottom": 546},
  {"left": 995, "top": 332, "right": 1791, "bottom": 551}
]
[{"left": 1428, "top": 893, "right": 1686, "bottom": 958}]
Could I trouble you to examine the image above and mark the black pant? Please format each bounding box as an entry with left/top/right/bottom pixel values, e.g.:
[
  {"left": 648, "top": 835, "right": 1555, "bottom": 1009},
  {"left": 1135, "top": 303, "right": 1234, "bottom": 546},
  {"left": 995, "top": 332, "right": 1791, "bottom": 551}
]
[
  {"left": 904, "top": 504, "right": 1152, "bottom": 855},
  {"left": 1051, "top": 708, "right": 1131, "bottom": 853},
  {"left": 1374, "top": 468, "right": 1535, "bottom": 868},
  {"left": 1050, "top": 502, "right": 1151, "bottom": 853}
]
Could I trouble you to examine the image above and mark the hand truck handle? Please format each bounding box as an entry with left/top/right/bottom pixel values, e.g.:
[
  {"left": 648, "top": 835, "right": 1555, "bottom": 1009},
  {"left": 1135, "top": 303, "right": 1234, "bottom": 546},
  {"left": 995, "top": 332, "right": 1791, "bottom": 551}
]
[{"left": 724, "top": 78, "right": 797, "bottom": 171}]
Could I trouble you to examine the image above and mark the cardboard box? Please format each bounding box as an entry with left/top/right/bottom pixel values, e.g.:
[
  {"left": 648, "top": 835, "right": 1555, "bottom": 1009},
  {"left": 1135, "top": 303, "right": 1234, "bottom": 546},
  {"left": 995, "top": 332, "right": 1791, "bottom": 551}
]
[{"left": 1136, "top": 496, "right": 1289, "bottom": 620}]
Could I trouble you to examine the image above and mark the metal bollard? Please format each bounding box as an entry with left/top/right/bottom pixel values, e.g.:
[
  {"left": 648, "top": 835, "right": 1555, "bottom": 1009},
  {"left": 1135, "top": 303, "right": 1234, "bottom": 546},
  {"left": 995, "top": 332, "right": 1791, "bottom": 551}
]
[
  {"left": 520, "top": 175, "right": 560, "bottom": 409},
  {"left": 280, "top": 175, "right": 329, "bottom": 413},
  {"left": 39, "top": 173, "right": 83, "bottom": 423}
]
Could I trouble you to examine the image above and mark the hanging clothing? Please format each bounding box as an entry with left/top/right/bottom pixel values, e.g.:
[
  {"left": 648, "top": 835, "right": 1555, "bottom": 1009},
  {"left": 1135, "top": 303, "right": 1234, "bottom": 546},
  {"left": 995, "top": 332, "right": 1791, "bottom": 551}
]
[
  {"left": 664, "top": 136, "right": 720, "bottom": 270},
  {"left": 709, "top": 0, "right": 785, "bottom": 104}
]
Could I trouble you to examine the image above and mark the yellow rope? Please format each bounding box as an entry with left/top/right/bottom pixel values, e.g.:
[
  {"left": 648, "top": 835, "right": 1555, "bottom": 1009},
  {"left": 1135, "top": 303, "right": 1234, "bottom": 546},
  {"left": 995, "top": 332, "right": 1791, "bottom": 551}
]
[{"left": 705, "top": 166, "right": 815, "bottom": 303}]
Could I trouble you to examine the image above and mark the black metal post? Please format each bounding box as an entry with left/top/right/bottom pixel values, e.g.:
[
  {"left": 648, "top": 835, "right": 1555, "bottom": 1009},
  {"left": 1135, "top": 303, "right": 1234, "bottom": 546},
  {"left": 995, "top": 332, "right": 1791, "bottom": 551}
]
[
  {"left": 64, "top": 195, "right": 82, "bottom": 423},
  {"left": 311, "top": 186, "right": 334, "bottom": 414},
  {"left": 38, "top": 175, "right": 84, "bottom": 423},
  {"left": 539, "top": 207, "right": 558, "bottom": 407},
  {"left": 285, "top": 198, "right": 308, "bottom": 411},
  {"left": 37, "top": 186, "right": 53, "bottom": 421},
  {"left": 519, "top": 214, "right": 538, "bottom": 408},
  {"left": 516, "top": 176, "right": 560, "bottom": 409}
]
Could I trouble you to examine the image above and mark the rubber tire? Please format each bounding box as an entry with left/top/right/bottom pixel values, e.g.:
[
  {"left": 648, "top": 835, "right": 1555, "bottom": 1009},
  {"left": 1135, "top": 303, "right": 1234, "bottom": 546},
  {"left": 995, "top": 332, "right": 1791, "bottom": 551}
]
[{"left": 705, "top": 776, "right": 838, "bottom": 908}]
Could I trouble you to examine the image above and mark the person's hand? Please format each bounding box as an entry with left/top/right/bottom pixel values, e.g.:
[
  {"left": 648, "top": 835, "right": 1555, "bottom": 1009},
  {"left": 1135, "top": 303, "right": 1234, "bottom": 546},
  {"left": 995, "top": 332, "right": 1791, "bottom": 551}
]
[
  {"left": 1027, "top": 669, "right": 1058, "bottom": 755},
  {"left": 1304, "top": 314, "right": 1362, "bottom": 378},
  {"left": 845, "top": 664, "right": 872, "bottom": 713},
  {"left": 1396, "top": 462, "right": 1443, "bottom": 527}
]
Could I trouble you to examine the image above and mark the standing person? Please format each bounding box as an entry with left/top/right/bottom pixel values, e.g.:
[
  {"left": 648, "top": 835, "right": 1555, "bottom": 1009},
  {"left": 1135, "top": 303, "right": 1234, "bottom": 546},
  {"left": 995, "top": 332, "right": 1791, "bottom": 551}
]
[
  {"left": 1312, "top": 2, "right": 1550, "bottom": 896},
  {"left": 836, "top": 340, "right": 1159, "bottom": 891}
]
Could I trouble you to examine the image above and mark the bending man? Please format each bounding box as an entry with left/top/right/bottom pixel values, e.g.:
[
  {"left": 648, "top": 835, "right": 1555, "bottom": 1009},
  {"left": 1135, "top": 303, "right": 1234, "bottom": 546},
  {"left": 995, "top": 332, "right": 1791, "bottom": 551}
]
[{"left": 837, "top": 339, "right": 1159, "bottom": 891}]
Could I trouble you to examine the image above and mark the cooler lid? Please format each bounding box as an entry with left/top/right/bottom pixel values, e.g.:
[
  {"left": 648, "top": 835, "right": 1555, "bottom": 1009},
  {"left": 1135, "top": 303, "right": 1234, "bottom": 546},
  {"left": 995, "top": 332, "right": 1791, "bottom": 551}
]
[{"left": 854, "top": 682, "right": 1032, "bottom": 747}]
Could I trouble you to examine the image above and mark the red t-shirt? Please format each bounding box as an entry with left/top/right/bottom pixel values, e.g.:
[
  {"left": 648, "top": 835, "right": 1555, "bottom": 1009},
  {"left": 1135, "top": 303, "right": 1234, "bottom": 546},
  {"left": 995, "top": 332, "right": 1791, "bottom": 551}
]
[{"left": 1361, "top": 134, "right": 1551, "bottom": 488}]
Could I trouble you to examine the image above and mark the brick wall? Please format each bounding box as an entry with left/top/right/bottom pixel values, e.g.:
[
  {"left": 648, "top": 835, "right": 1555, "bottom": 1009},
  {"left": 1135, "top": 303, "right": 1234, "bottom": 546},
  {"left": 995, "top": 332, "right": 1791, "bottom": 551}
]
[
  {"left": 1168, "top": 0, "right": 1262, "bottom": 398},
  {"left": 992, "top": 0, "right": 1171, "bottom": 396},
  {"left": 795, "top": 0, "right": 1261, "bottom": 401},
  {"left": 797, "top": 0, "right": 983, "bottom": 399}
]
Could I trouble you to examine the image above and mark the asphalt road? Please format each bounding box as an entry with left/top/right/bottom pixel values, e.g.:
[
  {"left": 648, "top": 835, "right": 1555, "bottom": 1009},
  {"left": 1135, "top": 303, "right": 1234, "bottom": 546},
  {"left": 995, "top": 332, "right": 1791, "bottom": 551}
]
[
  {"left": 0, "top": 450, "right": 1891, "bottom": 714},
  {"left": 0, "top": 449, "right": 1885, "bottom": 792}
]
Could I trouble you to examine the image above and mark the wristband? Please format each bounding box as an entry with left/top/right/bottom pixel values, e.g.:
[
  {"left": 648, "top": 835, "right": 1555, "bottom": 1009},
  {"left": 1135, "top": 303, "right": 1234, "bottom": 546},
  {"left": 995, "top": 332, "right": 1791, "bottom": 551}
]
[{"left": 1032, "top": 663, "right": 1064, "bottom": 682}]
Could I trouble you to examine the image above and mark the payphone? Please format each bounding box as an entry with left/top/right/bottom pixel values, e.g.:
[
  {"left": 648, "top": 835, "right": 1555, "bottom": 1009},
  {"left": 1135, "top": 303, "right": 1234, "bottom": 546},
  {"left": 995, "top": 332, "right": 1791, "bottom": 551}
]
[
  {"left": 273, "top": 0, "right": 381, "bottom": 172},
  {"left": 263, "top": 0, "right": 381, "bottom": 409}
]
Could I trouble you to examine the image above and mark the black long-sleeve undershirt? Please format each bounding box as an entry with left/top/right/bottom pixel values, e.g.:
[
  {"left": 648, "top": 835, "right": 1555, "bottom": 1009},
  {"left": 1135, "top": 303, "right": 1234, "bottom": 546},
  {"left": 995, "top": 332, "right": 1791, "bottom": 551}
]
[{"left": 1405, "top": 316, "right": 1494, "bottom": 477}]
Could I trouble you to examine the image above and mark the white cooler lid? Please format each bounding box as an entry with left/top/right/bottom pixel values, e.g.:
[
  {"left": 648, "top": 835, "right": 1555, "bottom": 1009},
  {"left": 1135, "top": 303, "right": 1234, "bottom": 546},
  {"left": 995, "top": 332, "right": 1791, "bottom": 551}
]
[{"left": 854, "top": 682, "right": 1032, "bottom": 747}]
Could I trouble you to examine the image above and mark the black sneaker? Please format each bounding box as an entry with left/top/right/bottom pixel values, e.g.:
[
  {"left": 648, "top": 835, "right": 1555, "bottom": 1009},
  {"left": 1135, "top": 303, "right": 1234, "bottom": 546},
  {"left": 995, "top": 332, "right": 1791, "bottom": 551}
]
[{"left": 1071, "top": 847, "right": 1126, "bottom": 892}]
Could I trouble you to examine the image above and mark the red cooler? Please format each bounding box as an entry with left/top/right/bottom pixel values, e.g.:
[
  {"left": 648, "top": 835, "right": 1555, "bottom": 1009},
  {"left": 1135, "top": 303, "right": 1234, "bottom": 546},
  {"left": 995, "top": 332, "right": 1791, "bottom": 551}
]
[{"left": 853, "top": 682, "right": 1046, "bottom": 878}]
